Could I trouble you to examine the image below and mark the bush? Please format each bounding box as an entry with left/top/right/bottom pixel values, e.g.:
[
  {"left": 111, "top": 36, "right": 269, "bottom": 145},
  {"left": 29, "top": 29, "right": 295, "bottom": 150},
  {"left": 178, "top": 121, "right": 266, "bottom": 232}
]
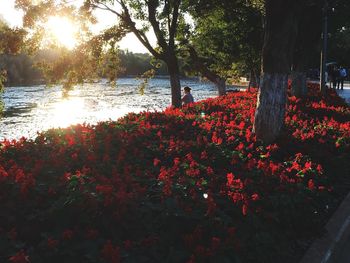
[{"left": 0, "top": 83, "right": 349, "bottom": 263}]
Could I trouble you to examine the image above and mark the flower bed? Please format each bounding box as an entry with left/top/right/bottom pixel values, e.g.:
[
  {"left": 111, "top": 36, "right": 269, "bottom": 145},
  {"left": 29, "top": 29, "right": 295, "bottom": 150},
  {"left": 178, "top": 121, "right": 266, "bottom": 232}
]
[{"left": 0, "top": 83, "right": 349, "bottom": 263}]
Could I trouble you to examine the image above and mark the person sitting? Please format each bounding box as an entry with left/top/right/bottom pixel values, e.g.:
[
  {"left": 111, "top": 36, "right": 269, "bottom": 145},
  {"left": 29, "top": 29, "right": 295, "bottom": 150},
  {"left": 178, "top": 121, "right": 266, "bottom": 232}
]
[{"left": 181, "top": 86, "right": 194, "bottom": 105}]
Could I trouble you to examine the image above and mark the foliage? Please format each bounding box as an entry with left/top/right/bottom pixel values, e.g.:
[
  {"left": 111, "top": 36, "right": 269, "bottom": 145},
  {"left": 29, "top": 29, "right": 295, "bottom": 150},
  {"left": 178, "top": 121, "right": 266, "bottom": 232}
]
[
  {"left": 292, "top": 0, "right": 350, "bottom": 69},
  {"left": 119, "top": 51, "right": 168, "bottom": 76},
  {"left": 0, "top": 53, "right": 43, "bottom": 86},
  {"left": 0, "top": 20, "right": 26, "bottom": 55},
  {"left": 327, "top": 0, "right": 350, "bottom": 67},
  {"left": 0, "top": 50, "right": 170, "bottom": 88},
  {"left": 15, "top": 0, "right": 190, "bottom": 107},
  {"left": 329, "top": 27, "right": 350, "bottom": 67},
  {"left": 0, "top": 82, "right": 349, "bottom": 263},
  {"left": 179, "top": 0, "right": 263, "bottom": 83},
  {"left": 0, "top": 19, "right": 27, "bottom": 116}
]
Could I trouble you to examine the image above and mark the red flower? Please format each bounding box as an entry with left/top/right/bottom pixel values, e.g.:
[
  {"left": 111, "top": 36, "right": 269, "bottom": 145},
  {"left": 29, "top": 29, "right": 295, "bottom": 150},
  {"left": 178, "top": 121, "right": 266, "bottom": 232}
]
[
  {"left": 236, "top": 142, "right": 244, "bottom": 151},
  {"left": 200, "top": 151, "right": 208, "bottom": 160},
  {"left": 206, "top": 166, "right": 214, "bottom": 175},
  {"left": 251, "top": 193, "right": 259, "bottom": 201},
  {"left": 9, "top": 250, "right": 29, "bottom": 263},
  {"left": 242, "top": 204, "right": 248, "bottom": 216},
  {"left": 308, "top": 179, "right": 315, "bottom": 190},
  {"left": 304, "top": 161, "right": 312, "bottom": 170},
  {"left": 174, "top": 157, "right": 181, "bottom": 166},
  {"left": 153, "top": 158, "right": 161, "bottom": 166},
  {"left": 316, "top": 164, "right": 323, "bottom": 174},
  {"left": 226, "top": 173, "right": 234, "bottom": 186},
  {"left": 0, "top": 165, "right": 9, "bottom": 180}
]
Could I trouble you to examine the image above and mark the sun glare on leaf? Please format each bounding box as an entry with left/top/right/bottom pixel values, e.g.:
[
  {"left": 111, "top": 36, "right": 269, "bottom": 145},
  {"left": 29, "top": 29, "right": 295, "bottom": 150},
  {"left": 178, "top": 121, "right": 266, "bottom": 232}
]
[{"left": 45, "top": 16, "right": 78, "bottom": 49}]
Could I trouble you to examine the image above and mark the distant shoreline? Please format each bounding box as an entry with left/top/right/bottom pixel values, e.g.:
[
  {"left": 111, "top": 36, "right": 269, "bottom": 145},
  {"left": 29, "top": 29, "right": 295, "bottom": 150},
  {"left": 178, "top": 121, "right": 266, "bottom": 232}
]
[{"left": 4, "top": 76, "right": 203, "bottom": 88}]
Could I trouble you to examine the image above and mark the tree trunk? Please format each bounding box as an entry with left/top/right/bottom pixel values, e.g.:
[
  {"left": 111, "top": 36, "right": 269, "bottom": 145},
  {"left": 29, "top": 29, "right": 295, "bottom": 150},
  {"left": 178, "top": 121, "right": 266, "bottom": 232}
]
[
  {"left": 253, "top": 0, "right": 299, "bottom": 144},
  {"left": 291, "top": 71, "right": 307, "bottom": 97},
  {"left": 248, "top": 68, "right": 259, "bottom": 91},
  {"left": 291, "top": 3, "right": 322, "bottom": 98},
  {"left": 187, "top": 46, "right": 226, "bottom": 96},
  {"left": 216, "top": 78, "right": 226, "bottom": 96},
  {"left": 166, "top": 54, "right": 182, "bottom": 108},
  {"left": 254, "top": 73, "right": 288, "bottom": 143}
]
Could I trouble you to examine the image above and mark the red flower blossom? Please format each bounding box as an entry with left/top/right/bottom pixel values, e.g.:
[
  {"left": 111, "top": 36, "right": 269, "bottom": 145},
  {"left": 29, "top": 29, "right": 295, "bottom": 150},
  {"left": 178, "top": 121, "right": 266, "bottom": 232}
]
[
  {"left": 251, "top": 193, "right": 259, "bottom": 201},
  {"left": 9, "top": 250, "right": 29, "bottom": 263},
  {"left": 308, "top": 179, "right": 315, "bottom": 191},
  {"left": 242, "top": 204, "right": 248, "bottom": 216},
  {"left": 226, "top": 173, "right": 234, "bottom": 186},
  {"left": 153, "top": 158, "right": 161, "bottom": 166}
]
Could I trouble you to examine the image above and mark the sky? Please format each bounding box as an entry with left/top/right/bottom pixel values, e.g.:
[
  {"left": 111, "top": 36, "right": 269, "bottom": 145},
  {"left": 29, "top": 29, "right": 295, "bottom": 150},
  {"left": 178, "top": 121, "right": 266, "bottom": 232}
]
[{"left": 0, "top": 0, "right": 151, "bottom": 53}]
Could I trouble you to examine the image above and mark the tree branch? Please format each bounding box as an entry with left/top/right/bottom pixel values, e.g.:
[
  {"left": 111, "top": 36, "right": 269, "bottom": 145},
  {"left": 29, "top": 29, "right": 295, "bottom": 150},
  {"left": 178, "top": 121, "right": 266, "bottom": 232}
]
[
  {"left": 187, "top": 46, "right": 223, "bottom": 84},
  {"left": 147, "top": 0, "right": 168, "bottom": 51},
  {"left": 91, "top": 0, "right": 162, "bottom": 59},
  {"left": 169, "top": 0, "right": 180, "bottom": 48},
  {"left": 119, "top": 0, "right": 162, "bottom": 59},
  {"left": 164, "top": 0, "right": 171, "bottom": 34}
]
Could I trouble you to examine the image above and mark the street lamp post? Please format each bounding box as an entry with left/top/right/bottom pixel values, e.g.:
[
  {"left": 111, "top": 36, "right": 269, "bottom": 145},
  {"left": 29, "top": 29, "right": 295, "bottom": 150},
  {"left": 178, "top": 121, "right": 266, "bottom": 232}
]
[{"left": 320, "top": 0, "right": 328, "bottom": 94}]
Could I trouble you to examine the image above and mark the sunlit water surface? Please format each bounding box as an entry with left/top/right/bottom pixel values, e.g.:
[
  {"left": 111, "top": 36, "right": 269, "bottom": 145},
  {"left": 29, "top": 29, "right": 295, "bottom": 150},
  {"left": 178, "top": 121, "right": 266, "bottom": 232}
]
[{"left": 1, "top": 78, "right": 222, "bottom": 141}]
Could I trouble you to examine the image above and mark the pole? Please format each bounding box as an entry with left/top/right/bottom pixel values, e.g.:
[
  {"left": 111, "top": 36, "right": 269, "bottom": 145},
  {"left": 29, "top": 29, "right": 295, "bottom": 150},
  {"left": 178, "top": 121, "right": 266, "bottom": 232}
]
[{"left": 320, "top": 0, "right": 328, "bottom": 94}]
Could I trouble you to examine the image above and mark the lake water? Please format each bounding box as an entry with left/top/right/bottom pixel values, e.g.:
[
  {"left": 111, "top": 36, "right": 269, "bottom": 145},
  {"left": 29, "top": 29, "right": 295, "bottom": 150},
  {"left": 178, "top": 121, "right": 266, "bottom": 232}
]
[{"left": 0, "top": 78, "right": 221, "bottom": 141}]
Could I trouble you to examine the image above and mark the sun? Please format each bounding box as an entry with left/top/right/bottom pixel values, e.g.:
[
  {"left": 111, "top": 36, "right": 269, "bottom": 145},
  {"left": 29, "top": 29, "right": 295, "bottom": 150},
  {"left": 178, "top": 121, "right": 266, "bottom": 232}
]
[{"left": 45, "top": 16, "right": 78, "bottom": 49}]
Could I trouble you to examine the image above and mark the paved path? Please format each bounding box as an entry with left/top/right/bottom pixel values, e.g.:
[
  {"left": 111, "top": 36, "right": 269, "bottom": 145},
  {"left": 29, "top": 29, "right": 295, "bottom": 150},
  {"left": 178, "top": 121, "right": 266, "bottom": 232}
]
[{"left": 334, "top": 84, "right": 350, "bottom": 104}]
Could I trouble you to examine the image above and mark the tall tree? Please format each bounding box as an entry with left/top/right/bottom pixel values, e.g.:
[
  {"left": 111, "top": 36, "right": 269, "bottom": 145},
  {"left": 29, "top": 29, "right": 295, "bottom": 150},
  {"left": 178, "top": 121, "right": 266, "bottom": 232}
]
[
  {"left": 253, "top": 0, "right": 299, "bottom": 143},
  {"left": 179, "top": 0, "right": 263, "bottom": 95},
  {"left": 17, "top": 0, "right": 186, "bottom": 107}
]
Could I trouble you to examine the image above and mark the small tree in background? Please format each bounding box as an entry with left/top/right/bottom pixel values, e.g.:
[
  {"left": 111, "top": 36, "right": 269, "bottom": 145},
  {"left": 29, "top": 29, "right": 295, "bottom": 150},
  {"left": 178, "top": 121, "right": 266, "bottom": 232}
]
[
  {"left": 0, "top": 19, "right": 26, "bottom": 115},
  {"left": 178, "top": 0, "right": 263, "bottom": 95}
]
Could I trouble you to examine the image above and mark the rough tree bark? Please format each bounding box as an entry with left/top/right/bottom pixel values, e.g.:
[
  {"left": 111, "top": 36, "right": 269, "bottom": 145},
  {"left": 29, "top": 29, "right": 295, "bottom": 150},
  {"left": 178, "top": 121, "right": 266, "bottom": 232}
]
[
  {"left": 216, "top": 78, "right": 226, "bottom": 96},
  {"left": 167, "top": 53, "right": 182, "bottom": 107},
  {"left": 291, "top": 29, "right": 308, "bottom": 98},
  {"left": 253, "top": 0, "right": 299, "bottom": 144},
  {"left": 291, "top": 70, "right": 307, "bottom": 98},
  {"left": 248, "top": 68, "right": 259, "bottom": 91}
]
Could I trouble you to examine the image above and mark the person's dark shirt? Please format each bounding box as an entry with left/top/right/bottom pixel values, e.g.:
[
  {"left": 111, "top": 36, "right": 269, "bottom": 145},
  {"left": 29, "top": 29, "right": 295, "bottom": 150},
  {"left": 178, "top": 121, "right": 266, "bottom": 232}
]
[{"left": 182, "top": 93, "right": 194, "bottom": 105}]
